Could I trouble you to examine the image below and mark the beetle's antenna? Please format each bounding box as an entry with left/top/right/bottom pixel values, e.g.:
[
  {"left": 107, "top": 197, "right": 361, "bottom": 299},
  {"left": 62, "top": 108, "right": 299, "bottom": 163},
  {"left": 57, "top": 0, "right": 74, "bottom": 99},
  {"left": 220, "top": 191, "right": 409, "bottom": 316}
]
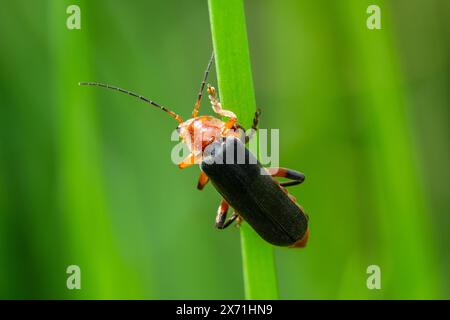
[
  {"left": 192, "top": 51, "right": 215, "bottom": 118},
  {"left": 79, "top": 82, "right": 183, "bottom": 123}
]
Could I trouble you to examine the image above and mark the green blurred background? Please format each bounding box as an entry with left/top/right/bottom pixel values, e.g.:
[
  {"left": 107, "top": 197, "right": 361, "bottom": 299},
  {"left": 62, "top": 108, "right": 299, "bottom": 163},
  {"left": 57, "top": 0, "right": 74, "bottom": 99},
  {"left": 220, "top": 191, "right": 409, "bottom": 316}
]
[{"left": 0, "top": 0, "right": 449, "bottom": 299}]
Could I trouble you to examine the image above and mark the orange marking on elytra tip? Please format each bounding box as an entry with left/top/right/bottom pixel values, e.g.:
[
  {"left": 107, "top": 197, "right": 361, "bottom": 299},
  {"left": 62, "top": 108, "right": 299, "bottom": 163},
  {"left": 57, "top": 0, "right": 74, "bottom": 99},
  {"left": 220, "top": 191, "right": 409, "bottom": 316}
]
[{"left": 290, "top": 228, "right": 310, "bottom": 248}]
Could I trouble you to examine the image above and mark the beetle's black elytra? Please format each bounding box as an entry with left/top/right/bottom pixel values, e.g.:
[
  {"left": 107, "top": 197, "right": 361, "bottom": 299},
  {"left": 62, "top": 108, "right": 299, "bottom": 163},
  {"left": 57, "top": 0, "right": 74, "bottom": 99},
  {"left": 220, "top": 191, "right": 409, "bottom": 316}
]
[{"left": 201, "top": 137, "right": 309, "bottom": 247}]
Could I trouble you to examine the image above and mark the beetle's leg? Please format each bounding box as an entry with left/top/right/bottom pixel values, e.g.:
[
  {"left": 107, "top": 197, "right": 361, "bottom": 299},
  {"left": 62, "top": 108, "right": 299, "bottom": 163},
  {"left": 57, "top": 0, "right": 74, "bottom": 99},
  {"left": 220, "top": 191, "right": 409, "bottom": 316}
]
[
  {"left": 215, "top": 199, "right": 229, "bottom": 229},
  {"left": 197, "top": 172, "right": 209, "bottom": 190},
  {"left": 178, "top": 153, "right": 197, "bottom": 169},
  {"left": 224, "top": 118, "right": 238, "bottom": 130},
  {"left": 266, "top": 167, "right": 305, "bottom": 187},
  {"left": 192, "top": 51, "right": 215, "bottom": 118},
  {"left": 215, "top": 200, "right": 239, "bottom": 230},
  {"left": 244, "top": 109, "right": 261, "bottom": 143},
  {"left": 233, "top": 123, "right": 247, "bottom": 142},
  {"left": 233, "top": 109, "right": 261, "bottom": 143},
  {"left": 207, "top": 85, "right": 237, "bottom": 127},
  {"left": 222, "top": 212, "right": 239, "bottom": 229},
  {"left": 235, "top": 215, "right": 243, "bottom": 228}
]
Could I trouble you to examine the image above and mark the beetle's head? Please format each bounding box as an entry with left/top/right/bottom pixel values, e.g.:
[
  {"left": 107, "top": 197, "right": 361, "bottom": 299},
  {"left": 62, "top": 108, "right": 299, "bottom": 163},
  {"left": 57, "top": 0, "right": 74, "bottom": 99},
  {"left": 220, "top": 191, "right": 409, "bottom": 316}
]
[{"left": 176, "top": 116, "right": 230, "bottom": 157}]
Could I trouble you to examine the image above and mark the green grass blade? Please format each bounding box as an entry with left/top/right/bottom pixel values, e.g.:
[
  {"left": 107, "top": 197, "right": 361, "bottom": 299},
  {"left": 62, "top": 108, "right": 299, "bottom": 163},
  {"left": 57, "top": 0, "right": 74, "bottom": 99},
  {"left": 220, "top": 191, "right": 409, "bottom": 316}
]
[
  {"left": 340, "top": 0, "right": 440, "bottom": 298},
  {"left": 49, "top": 0, "right": 143, "bottom": 298},
  {"left": 208, "top": 0, "right": 279, "bottom": 299}
]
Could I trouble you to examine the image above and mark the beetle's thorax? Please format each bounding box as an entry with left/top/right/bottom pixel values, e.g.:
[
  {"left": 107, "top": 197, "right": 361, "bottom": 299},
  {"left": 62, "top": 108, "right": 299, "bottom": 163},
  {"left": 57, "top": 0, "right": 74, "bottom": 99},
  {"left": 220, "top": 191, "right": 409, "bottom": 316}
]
[{"left": 177, "top": 115, "right": 239, "bottom": 157}]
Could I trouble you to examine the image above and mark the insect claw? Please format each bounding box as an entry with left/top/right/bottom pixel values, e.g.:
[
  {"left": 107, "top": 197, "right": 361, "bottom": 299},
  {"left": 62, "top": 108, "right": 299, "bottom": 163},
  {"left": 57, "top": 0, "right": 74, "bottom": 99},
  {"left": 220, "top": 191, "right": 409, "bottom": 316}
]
[{"left": 235, "top": 215, "right": 243, "bottom": 228}]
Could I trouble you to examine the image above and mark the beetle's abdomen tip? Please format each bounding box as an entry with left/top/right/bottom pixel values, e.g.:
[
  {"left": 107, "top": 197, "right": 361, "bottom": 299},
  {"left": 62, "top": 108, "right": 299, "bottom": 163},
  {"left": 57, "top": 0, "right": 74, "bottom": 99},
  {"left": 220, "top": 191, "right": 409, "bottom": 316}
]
[{"left": 290, "top": 228, "right": 310, "bottom": 248}]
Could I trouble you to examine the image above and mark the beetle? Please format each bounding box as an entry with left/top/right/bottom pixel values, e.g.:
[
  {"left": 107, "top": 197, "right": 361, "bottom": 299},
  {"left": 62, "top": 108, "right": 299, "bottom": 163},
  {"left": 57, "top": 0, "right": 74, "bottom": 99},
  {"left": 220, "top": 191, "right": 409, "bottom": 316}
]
[{"left": 79, "top": 52, "right": 309, "bottom": 248}]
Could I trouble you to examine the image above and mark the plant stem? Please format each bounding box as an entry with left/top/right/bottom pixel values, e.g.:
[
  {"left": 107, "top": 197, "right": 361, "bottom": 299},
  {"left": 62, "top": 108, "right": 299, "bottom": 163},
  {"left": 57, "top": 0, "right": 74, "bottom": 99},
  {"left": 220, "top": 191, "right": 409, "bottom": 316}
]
[{"left": 208, "top": 0, "right": 279, "bottom": 299}]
